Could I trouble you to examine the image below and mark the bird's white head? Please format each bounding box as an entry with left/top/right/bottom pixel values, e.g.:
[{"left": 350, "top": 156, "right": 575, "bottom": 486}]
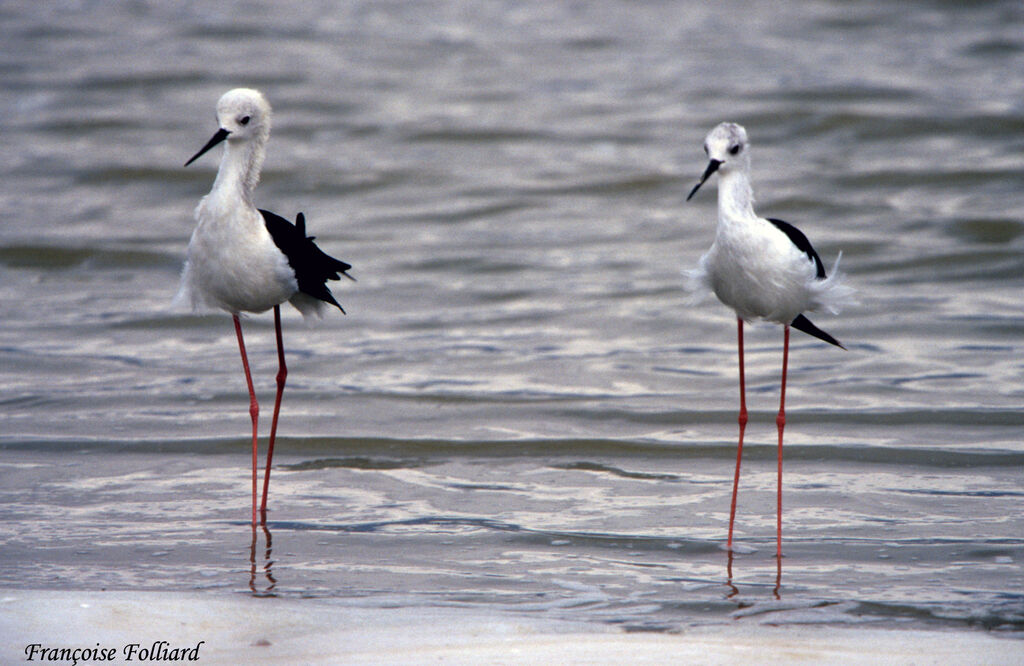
[
  {"left": 185, "top": 88, "right": 272, "bottom": 167},
  {"left": 216, "top": 88, "right": 272, "bottom": 142},
  {"left": 686, "top": 122, "right": 750, "bottom": 201}
]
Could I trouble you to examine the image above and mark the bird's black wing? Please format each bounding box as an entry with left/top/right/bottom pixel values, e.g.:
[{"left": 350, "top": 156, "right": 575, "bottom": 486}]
[
  {"left": 261, "top": 209, "right": 353, "bottom": 313},
  {"left": 791, "top": 314, "right": 845, "bottom": 349},
  {"left": 767, "top": 218, "right": 826, "bottom": 279},
  {"left": 767, "top": 218, "right": 846, "bottom": 349}
]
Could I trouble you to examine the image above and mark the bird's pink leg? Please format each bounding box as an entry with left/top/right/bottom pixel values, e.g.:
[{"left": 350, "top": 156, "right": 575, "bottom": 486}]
[
  {"left": 776, "top": 325, "right": 790, "bottom": 560},
  {"left": 233, "top": 314, "right": 259, "bottom": 527},
  {"left": 259, "top": 306, "right": 287, "bottom": 524},
  {"left": 727, "top": 318, "right": 748, "bottom": 551}
]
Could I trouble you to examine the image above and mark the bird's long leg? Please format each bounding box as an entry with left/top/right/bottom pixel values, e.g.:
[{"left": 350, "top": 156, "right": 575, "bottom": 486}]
[
  {"left": 260, "top": 305, "right": 287, "bottom": 524},
  {"left": 727, "top": 318, "right": 748, "bottom": 551},
  {"left": 776, "top": 325, "right": 790, "bottom": 560},
  {"left": 233, "top": 314, "right": 259, "bottom": 527}
]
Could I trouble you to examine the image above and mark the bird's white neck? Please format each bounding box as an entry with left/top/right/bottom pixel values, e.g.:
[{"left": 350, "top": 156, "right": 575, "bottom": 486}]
[
  {"left": 209, "top": 137, "right": 266, "bottom": 208},
  {"left": 716, "top": 169, "right": 757, "bottom": 226}
]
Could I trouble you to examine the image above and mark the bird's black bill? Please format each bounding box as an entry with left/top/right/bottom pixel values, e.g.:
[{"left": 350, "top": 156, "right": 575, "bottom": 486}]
[
  {"left": 184, "top": 128, "right": 231, "bottom": 167},
  {"left": 686, "top": 159, "right": 722, "bottom": 201}
]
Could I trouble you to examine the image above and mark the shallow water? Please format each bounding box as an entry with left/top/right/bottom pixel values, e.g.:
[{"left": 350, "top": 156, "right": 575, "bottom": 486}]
[{"left": 1, "top": 0, "right": 1023, "bottom": 637}]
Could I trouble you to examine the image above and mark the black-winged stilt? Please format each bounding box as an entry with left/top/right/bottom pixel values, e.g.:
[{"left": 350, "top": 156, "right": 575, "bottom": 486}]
[
  {"left": 685, "top": 122, "right": 853, "bottom": 557},
  {"left": 176, "top": 88, "right": 353, "bottom": 526}
]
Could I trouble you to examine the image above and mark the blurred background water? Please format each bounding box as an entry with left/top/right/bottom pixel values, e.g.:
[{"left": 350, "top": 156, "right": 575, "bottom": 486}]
[{"left": 1, "top": 0, "right": 1023, "bottom": 636}]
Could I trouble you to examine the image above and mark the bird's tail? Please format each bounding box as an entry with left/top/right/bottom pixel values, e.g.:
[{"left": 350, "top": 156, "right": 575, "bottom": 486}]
[{"left": 813, "top": 251, "right": 857, "bottom": 315}]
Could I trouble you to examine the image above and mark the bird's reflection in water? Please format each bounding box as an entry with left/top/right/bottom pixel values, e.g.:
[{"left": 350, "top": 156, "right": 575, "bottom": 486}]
[
  {"left": 773, "top": 555, "right": 782, "bottom": 600},
  {"left": 726, "top": 550, "right": 741, "bottom": 601},
  {"left": 725, "top": 550, "right": 783, "bottom": 604},
  {"left": 249, "top": 524, "right": 276, "bottom": 596}
]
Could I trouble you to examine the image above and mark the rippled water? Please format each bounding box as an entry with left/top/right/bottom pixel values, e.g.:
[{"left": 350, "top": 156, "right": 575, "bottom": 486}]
[{"left": 1, "top": 0, "right": 1023, "bottom": 637}]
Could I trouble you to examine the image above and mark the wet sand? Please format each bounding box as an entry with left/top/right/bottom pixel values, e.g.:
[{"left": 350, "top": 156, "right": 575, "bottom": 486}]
[{"left": 3, "top": 590, "right": 1019, "bottom": 665}]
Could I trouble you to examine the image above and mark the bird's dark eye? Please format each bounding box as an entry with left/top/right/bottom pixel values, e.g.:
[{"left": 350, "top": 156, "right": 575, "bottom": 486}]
[
  {"left": 239, "top": 116, "right": 251, "bottom": 126},
  {"left": 729, "top": 144, "right": 741, "bottom": 155},
  {"left": 703, "top": 144, "right": 709, "bottom": 155}
]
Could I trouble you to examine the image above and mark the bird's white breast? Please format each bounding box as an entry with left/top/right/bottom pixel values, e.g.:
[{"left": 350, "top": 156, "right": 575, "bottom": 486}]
[
  {"left": 178, "top": 195, "right": 297, "bottom": 315},
  {"left": 701, "top": 216, "right": 818, "bottom": 324}
]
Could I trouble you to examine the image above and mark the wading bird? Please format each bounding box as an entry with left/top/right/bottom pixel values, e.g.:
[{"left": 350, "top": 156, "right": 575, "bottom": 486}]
[
  {"left": 177, "top": 88, "right": 353, "bottom": 525},
  {"left": 686, "top": 122, "right": 852, "bottom": 557}
]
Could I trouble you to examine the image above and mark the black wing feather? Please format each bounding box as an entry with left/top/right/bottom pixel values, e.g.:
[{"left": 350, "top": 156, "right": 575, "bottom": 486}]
[
  {"left": 791, "top": 314, "right": 845, "bottom": 349},
  {"left": 766, "top": 218, "right": 846, "bottom": 349},
  {"left": 260, "top": 209, "right": 353, "bottom": 313},
  {"left": 767, "top": 217, "right": 826, "bottom": 279}
]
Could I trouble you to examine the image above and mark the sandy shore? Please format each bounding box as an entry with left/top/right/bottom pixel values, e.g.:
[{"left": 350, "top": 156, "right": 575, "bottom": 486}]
[{"left": 2, "top": 590, "right": 1020, "bottom": 665}]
